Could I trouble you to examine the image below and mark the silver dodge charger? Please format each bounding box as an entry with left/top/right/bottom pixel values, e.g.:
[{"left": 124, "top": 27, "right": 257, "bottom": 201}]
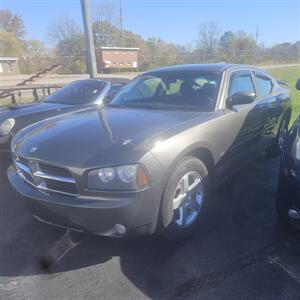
[{"left": 8, "top": 64, "right": 291, "bottom": 241}]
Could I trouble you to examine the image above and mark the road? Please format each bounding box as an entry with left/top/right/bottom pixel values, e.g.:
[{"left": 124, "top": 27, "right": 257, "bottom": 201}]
[
  {"left": 1, "top": 63, "right": 299, "bottom": 87},
  {"left": 1, "top": 153, "right": 300, "bottom": 299}
]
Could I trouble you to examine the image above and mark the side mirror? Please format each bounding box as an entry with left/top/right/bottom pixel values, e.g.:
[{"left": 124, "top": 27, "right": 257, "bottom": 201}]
[
  {"left": 227, "top": 92, "right": 256, "bottom": 108},
  {"left": 296, "top": 78, "right": 300, "bottom": 91}
]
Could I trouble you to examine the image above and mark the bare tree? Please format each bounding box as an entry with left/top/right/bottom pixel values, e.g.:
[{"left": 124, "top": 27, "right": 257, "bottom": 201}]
[
  {"left": 197, "top": 22, "right": 221, "bottom": 58},
  {"left": 94, "top": 0, "right": 118, "bottom": 25},
  {"left": 93, "top": 0, "right": 121, "bottom": 47},
  {"left": 47, "top": 18, "right": 86, "bottom": 73},
  {"left": 0, "top": 9, "right": 25, "bottom": 39},
  {"left": 48, "top": 17, "right": 82, "bottom": 44}
]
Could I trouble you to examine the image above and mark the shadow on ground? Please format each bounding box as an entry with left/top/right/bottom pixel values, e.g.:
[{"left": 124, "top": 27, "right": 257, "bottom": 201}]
[{"left": 1, "top": 155, "right": 300, "bottom": 299}]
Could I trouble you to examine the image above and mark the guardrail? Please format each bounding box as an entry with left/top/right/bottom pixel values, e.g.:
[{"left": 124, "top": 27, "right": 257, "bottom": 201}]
[{"left": 0, "top": 84, "right": 63, "bottom": 105}]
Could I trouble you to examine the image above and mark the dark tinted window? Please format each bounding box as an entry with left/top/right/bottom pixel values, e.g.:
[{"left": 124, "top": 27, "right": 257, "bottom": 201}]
[
  {"left": 45, "top": 80, "right": 106, "bottom": 105},
  {"left": 230, "top": 74, "right": 255, "bottom": 96},
  {"left": 110, "top": 71, "right": 221, "bottom": 111},
  {"left": 255, "top": 75, "right": 273, "bottom": 96}
]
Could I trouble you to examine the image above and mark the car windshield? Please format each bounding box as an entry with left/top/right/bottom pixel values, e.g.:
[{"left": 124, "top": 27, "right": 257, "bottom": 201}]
[
  {"left": 109, "top": 71, "right": 221, "bottom": 111},
  {"left": 45, "top": 80, "right": 106, "bottom": 105}
]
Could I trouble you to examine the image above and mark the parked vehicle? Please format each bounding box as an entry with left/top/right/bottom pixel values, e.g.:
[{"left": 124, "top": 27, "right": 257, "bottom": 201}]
[
  {"left": 277, "top": 78, "right": 300, "bottom": 227},
  {"left": 8, "top": 64, "right": 291, "bottom": 241},
  {"left": 0, "top": 78, "right": 129, "bottom": 155}
]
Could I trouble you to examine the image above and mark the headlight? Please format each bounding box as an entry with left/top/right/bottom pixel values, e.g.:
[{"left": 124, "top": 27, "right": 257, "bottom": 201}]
[
  {"left": 98, "top": 167, "right": 115, "bottom": 182},
  {"left": 89, "top": 164, "right": 150, "bottom": 190},
  {"left": 0, "top": 118, "right": 15, "bottom": 136},
  {"left": 117, "top": 165, "right": 138, "bottom": 183}
]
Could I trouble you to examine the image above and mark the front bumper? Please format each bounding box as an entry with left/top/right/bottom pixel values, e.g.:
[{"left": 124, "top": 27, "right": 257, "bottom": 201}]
[
  {"left": 8, "top": 165, "right": 162, "bottom": 237},
  {"left": 0, "top": 134, "right": 11, "bottom": 153},
  {"left": 277, "top": 165, "right": 300, "bottom": 226}
]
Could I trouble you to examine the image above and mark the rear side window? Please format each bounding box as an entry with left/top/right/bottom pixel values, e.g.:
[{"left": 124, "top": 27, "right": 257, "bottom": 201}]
[
  {"left": 230, "top": 74, "right": 255, "bottom": 96},
  {"left": 255, "top": 76, "right": 273, "bottom": 97}
]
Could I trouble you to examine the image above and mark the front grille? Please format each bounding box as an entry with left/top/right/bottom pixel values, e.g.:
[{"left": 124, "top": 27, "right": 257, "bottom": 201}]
[
  {"left": 39, "top": 162, "right": 73, "bottom": 178},
  {"left": 44, "top": 178, "right": 79, "bottom": 195},
  {"left": 14, "top": 156, "right": 79, "bottom": 196}
]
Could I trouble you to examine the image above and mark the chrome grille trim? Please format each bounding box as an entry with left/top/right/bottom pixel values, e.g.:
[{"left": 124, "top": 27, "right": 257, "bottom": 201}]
[
  {"left": 33, "top": 171, "right": 76, "bottom": 184},
  {"left": 18, "top": 171, "right": 79, "bottom": 197},
  {"left": 15, "top": 156, "right": 79, "bottom": 197},
  {"left": 15, "top": 161, "right": 31, "bottom": 174}
]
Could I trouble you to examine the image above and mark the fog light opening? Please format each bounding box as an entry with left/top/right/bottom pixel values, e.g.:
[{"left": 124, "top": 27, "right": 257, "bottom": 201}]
[
  {"left": 288, "top": 209, "right": 300, "bottom": 220},
  {"left": 115, "top": 224, "right": 126, "bottom": 235}
]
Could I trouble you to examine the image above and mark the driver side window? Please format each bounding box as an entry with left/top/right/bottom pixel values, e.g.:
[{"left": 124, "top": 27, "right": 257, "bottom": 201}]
[{"left": 230, "top": 74, "right": 255, "bottom": 96}]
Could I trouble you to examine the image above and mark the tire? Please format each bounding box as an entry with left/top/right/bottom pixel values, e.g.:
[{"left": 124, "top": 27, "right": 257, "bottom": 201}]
[
  {"left": 276, "top": 186, "right": 288, "bottom": 222},
  {"left": 158, "top": 156, "right": 210, "bottom": 242},
  {"left": 266, "top": 114, "right": 289, "bottom": 157},
  {"left": 276, "top": 175, "right": 297, "bottom": 231}
]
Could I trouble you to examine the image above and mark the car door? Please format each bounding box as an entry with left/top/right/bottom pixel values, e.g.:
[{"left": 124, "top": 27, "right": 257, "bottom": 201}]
[
  {"left": 215, "top": 70, "right": 265, "bottom": 177},
  {"left": 253, "top": 70, "right": 286, "bottom": 146}
]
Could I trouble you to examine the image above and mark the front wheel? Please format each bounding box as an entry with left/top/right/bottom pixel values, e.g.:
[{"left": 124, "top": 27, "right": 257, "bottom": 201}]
[{"left": 158, "top": 156, "right": 209, "bottom": 241}]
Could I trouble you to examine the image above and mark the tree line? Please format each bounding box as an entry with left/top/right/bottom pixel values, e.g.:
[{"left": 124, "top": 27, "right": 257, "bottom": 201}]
[{"left": 0, "top": 8, "right": 299, "bottom": 75}]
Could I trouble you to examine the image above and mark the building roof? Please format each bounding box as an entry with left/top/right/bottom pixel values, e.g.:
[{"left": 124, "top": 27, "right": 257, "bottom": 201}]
[
  {"left": 98, "top": 47, "right": 140, "bottom": 51},
  {"left": 0, "top": 57, "right": 18, "bottom": 61}
]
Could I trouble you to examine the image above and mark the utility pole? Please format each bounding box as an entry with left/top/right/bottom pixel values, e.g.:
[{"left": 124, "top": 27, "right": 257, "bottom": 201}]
[
  {"left": 80, "top": 0, "right": 97, "bottom": 78},
  {"left": 119, "top": 0, "right": 124, "bottom": 47}
]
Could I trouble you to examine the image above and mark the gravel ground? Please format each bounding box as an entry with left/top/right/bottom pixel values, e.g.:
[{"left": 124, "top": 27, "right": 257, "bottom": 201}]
[{"left": 0, "top": 154, "right": 300, "bottom": 299}]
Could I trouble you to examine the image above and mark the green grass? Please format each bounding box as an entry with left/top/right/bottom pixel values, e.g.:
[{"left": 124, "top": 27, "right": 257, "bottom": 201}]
[{"left": 268, "top": 66, "right": 300, "bottom": 124}]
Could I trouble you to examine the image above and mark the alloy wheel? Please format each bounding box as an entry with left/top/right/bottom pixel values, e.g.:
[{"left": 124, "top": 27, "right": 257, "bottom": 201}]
[{"left": 172, "top": 171, "right": 204, "bottom": 227}]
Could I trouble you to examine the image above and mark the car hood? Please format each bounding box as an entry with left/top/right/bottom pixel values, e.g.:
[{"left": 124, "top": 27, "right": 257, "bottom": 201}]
[
  {"left": 13, "top": 107, "right": 215, "bottom": 169},
  {"left": 0, "top": 102, "right": 89, "bottom": 135},
  {"left": 0, "top": 102, "right": 69, "bottom": 121}
]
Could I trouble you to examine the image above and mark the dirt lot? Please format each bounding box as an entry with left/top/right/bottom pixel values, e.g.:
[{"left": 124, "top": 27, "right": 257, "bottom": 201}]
[{"left": 0, "top": 154, "right": 300, "bottom": 300}]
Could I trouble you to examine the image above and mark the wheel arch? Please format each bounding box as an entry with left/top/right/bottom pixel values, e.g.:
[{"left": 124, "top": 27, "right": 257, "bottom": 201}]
[
  {"left": 156, "top": 145, "right": 215, "bottom": 237},
  {"left": 159, "top": 143, "right": 216, "bottom": 192}
]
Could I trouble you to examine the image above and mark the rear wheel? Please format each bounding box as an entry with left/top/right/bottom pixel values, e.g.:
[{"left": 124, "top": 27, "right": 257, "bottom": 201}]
[{"left": 158, "top": 156, "right": 209, "bottom": 241}]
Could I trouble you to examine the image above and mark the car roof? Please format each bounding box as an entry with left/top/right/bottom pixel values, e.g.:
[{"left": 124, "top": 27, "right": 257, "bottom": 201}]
[{"left": 143, "top": 63, "right": 265, "bottom": 75}]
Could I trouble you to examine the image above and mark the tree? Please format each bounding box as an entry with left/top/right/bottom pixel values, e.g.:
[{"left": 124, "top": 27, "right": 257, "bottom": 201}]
[
  {"left": 48, "top": 17, "right": 85, "bottom": 57},
  {"left": 219, "top": 31, "right": 234, "bottom": 52},
  {"left": 197, "top": 22, "right": 221, "bottom": 60},
  {"left": 92, "top": 0, "right": 122, "bottom": 47},
  {"left": 268, "top": 42, "right": 300, "bottom": 62},
  {"left": 232, "top": 31, "right": 256, "bottom": 63},
  {"left": 93, "top": 21, "right": 121, "bottom": 47},
  {"left": 94, "top": 0, "right": 118, "bottom": 26},
  {"left": 0, "top": 29, "right": 24, "bottom": 56},
  {"left": 48, "top": 17, "right": 82, "bottom": 44},
  {"left": 48, "top": 18, "right": 86, "bottom": 74},
  {"left": 25, "top": 39, "right": 48, "bottom": 57},
  {"left": 0, "top": 9, "right": 25, "bottom": 39}
]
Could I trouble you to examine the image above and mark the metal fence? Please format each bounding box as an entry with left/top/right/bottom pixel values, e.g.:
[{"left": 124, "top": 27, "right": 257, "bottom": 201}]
[
  {"left": 16, "top": 51, "right": 300, "bottom": 75},
  {"left": 0, "top": 84, "right": 62, "bottom": 105}
]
